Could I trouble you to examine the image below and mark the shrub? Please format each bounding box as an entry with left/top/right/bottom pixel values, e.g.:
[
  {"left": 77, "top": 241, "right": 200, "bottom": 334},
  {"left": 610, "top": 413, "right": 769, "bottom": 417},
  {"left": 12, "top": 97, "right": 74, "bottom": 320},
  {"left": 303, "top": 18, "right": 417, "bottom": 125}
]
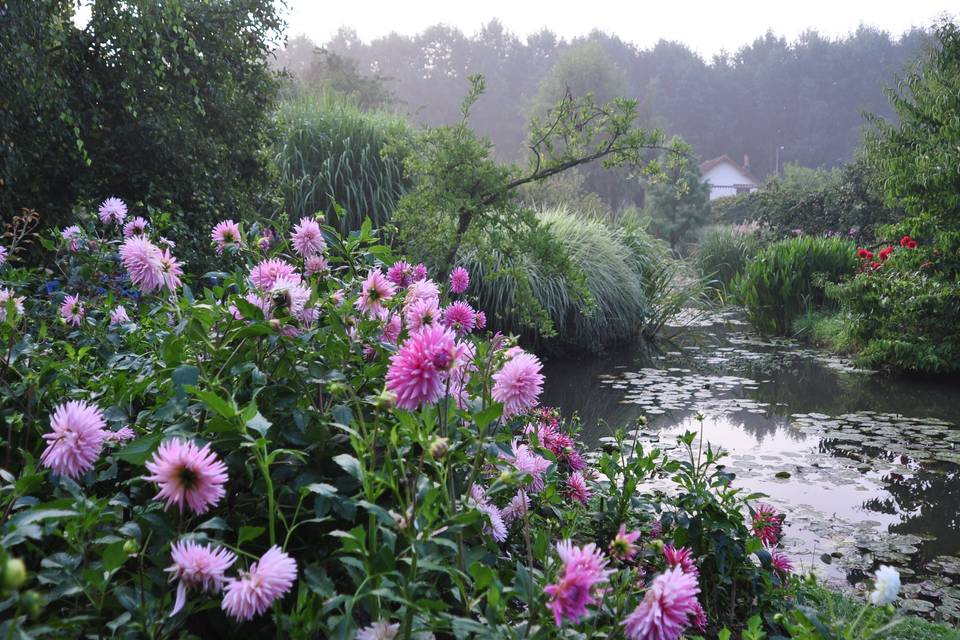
[
  {"left": 734, "top": 236, "right": 857, "bottom": 334},
  {"left": 273, "top": 90, "right": 414, "bottom": 235},
  {"left": 694, "top": 224, "right": 760, "bottom": 298},
  {"left": 0, "top": 203, "right": 798, "bottom": 637}
]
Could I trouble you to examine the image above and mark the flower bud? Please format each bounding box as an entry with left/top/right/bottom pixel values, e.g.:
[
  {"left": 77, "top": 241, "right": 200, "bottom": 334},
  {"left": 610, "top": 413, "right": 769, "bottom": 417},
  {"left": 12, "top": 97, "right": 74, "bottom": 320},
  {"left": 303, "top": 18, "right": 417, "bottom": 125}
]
[
  {"left": 2, "top": 557, "right": 26, "bottom": 590},
  {"left": 21, "top": 590, "right": 42, "bottom": 618},
  {"left": 375, "top": 390, "right": 397, "bottom": 411},
  {"left": 498, "top": 469, "right": 516, "bottom": 485},
  {"left": 649, "top": 539, "right": 665, "bottom": 553},
  {"left": 122, "top": 539, "right": 139, "bottom": 555},
  {"left": 429, "top": 437, "right": 449, "bottom": 460},
  {"left": 327, "top": 381, "right": 347, "bottom": 395}
]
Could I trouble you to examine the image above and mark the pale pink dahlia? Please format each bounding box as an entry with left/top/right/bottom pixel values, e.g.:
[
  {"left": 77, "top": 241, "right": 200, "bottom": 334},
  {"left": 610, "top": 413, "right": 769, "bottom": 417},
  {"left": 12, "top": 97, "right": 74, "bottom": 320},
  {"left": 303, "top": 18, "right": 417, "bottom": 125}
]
[
  {"left": 211, "top": 220, "right": 242, "bottom": 255},
  {"left": 443, "top": 301, "right": 475, "bottom": 336},
  {"left": 0, "top": 288, "right": 25, "bottom": 321},
  {"left": 609, "top": 524, "right": 642, "bottom": 562},
  {"left": 449, "top": 266, "right": 470, "bottom": 294},
  {"left": 270, "top": 275, "right": 310, "bottom": 316},
  {"left": 386, "top": 260, "right": 414, "bottom": 288},
  {"left": 144, "top": 439, "right": 228, "bottom": 514},
  {"left": 751, "top": 504, "right": 783, "bottom": 547},
  {"left": 385, "top": 324, "right": 458, "bottom": 410},
  {"left": 304, "top": 254, "right": 329, "bottom": 276},
  {"left": 40, "top": 400, "right": 107, "bottom": 478},
  {"left": 291, "top": 217, "right": 326, "bottom": 257},
  {"left": 567, "top": 471, "right": 591, "bottom": 506},
  {"left": 0, "top": 246, "right": 7, "bottom": 265},
  {"left": 105, "top": 426, "right": 136, "bottom": 443},
  {"left": 62, "top": 225, "right": 83, "bottom": 251},
  {"left": 770, "top": 550, "right": 794, "bottom": 577},
  {"left": 123, "top": 217, "right": 149, "bottom": 238},
  {"left": 544, "top": 540, "right": 612, "bottom": 626},
  {"left": 470, "top": 485, "right": 507, "bottom": 542},
  {"left": 404, "top": 297, "right": 440, "bottom": 333},
  {"left": 380, "top": 313, "right": 402, "bottom": 344},
  {"left": 159, "top": 249, "right": 183, "bottom": 292},
  {"left": 221, "top": 546, "right": 297, "bottom": 621},
  {"left": 404, "top": 279, "right": 439, "bottom": 309},
  {"left": 98, "top": 197, "right": 127, "bottom": 224},
  {"left": 501, "top": 490, "right": 530, "bottom": 525},
  {"left": 504, "top": 439, "right": 551, "bottom": 493},
  {"left": 663, "top": 544, "right": 699, "bottom": 578},
  {"left": 622, "top": 566, "right": 701, "bottom": 640},
  {"left": 120, "top": 236, "right": 165, "bottom": 293},
  {"left": 166, "top": 540, "right": 236, "bottom": 616},
  {"left": 110, "top": 305, "right": 131, "bottom": 325},
  {"left": 491, "top": 352, "right": 544, "bottom": 418},
  {"left": 356, "top": 621, "right": 400, "bottom": 640},
  {"left": 249, "top": 258, "right": 297, "bottom": 291},
  {"left": 60, "top": 293, "right": 84, "bottom": 326},
  {"left": 355, "top": 268, "right": 396, "bottom": 317}
]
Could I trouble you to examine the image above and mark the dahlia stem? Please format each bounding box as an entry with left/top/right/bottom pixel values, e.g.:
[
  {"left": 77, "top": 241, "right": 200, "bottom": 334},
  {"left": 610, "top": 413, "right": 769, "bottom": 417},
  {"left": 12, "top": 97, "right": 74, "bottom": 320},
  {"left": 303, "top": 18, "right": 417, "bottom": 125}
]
[{"left": 257, "top": 446, "right": 277, "bottom": 546}]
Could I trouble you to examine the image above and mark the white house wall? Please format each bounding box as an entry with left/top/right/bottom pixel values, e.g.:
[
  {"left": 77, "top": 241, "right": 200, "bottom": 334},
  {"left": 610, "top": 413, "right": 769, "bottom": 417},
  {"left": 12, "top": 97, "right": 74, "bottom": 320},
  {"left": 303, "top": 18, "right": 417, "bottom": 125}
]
[{"left": 702, "top": 163, "right": 759, "bottom": 200}]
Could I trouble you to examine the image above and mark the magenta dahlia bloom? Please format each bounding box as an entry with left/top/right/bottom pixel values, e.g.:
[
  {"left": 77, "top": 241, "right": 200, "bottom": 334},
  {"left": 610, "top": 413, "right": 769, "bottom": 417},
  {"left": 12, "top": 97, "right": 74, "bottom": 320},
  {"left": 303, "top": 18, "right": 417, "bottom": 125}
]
[
  {"left": 166, "top": 540, "right": 236, "bottom": 616},
  {"left": 751, "top": 504, "right": 783, "bottom": 547},
  {"left": 40, "top": 400, "right": 107, "bottom": 478},
  {"left": 291, "top": 217, "right": 326, "bottom": 257},
  {"left": 120, "top": 236, "right": 166, "bottom": 293},
  {"left": 770, "top": 550, "right": 794, "bottom": 577},
  {"left": 492, "top": 351, "right": 544, "bottom": 418},
  {"left": 474, "top": 310, "right": 487, "bottom": 330},
  {"left": 470, "top": 485, "right": 507, "bottom": 542},
  {"left": 211, "top": 220, "right": 242, "bottom": 254},
  {"left": 544, "top": 540, "right": 612, "bottom": 626},
  {"left": 380, "top": 313, "right": 402, "bottom": 344},
  {"left": 98, "top": 197, "right": 127, "bottom": 224},
  {"left": 0, "top": 288, "right": 25, "bottom": 321},
  {"left": 411, "top": 263, "right": 428, "bottom": 281},
  {"left": 663, "top": 544, "right": 699, "bottom": 578},
  {"left": 221, "top": 546, "right": 297, "bottom": 621},
  {"left": 110, "top": 305, "right": 131, "bottom": 325},
  {"left": 304, "top": 254, "right": 328, "bottom": 276},
  {"left": 690, "top": 601, "right": 708, "bottom": 632},
  {"left": 122, "top": 216, "right": 149, "bottom": 238},
  {"left": 144, "top": 439, "right": 228, "bottom": 514},
  {"left": 449, "top": 266, "right": 470, "bottom": 294},
  {"left": 622, "top": 566, "right": 701, "bottom": 640},
  {"left": 249, "top": 258, "right": 298, "bottom": 291},
  {"left": 504, "top": 439, "right": 551, "bottom": 493},
  {"left": 404, "top": 297, "right": 440, "bottom": 333},
  {"left": 356, "top": 268, "right": 396, "bottom": 317},
  {"left": 610, "top": 524, "right": 642, "bottom": 562},
  {"left": 501, "top": 490, "right": 530, "bottom": 525},
  {"left": 567, "top": 471, "right": 591, "bottom": 506},
  {"left": 443, "top": 301, "right": 475, "bottom": 335},
  {"left": 404, "top": 279, "right": 439, "bottom": 308},
  {"left": 385, "top": 324, "right": 458, "bottom": 410},
  {"left": 60, "top": 293, "right": 85, "bottom": 326},
  {"left": 356, "top": 621, "right": 400, "bottom": 640},
  {"left": 386, "top": 261, "right": 414, "bottom": 288}
]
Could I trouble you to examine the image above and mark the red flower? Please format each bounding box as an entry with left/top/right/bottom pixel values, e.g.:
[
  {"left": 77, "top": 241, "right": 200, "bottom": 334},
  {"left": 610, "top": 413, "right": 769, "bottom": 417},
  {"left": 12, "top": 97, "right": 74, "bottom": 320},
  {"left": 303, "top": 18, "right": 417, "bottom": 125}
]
[
  {"left": 907, "top": 239, "right": 918, "bottom": 249},
  {"left": 857, "top": 248, "right": 873, "bottom": 259},
  {"left": 878, "top": 246, "right": 894, "bottom": 261},
  {"left": 900, "top": 235, "right": 912, "bottom": 247},
  {"left": 870, "top": 261, "right": 880, "bottom": 270}
]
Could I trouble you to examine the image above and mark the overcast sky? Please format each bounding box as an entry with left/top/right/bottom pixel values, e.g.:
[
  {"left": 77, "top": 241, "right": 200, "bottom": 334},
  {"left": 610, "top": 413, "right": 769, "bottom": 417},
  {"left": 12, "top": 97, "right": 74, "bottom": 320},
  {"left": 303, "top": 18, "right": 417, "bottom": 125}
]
[{"left": 282, "top": 0, "right": 955, "bottom": 57}]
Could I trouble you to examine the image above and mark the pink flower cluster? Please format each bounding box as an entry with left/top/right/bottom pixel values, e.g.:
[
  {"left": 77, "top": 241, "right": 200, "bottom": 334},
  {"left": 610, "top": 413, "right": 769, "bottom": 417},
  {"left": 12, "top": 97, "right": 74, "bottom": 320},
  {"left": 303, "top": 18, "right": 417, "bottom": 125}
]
[
  {"left": 544, "top": 540, "right": 613, "bottom": 626},
  {"left": 120, "top": 236, "right": 183, "bottom": 293},
  {"left": 622, "top": 566, "right": 701, "bottom": 640},
  {"left": 492, "top": 350, "right": 544, "bottom": 418}
]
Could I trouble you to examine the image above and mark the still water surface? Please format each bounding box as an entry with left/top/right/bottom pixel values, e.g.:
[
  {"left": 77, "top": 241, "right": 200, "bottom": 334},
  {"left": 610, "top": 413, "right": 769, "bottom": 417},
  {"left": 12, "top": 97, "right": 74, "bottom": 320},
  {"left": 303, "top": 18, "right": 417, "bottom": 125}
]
[{"left": 542, "top": 310, "right": 960, "bottom": 620}]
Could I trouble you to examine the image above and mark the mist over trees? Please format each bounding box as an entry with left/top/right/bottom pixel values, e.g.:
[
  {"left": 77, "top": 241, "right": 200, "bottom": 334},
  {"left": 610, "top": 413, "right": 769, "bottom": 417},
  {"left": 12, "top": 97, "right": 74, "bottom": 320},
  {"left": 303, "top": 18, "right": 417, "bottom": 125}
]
[{"left": 273, "top": 21, "right": 930, "bottom": 179}]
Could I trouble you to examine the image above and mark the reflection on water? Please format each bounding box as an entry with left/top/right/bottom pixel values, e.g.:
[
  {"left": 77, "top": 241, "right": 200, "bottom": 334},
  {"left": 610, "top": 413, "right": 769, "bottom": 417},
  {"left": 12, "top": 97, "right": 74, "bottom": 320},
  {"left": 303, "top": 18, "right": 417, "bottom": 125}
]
[{"left": 542, "top": 309, "right": 960, "bottom": 621}]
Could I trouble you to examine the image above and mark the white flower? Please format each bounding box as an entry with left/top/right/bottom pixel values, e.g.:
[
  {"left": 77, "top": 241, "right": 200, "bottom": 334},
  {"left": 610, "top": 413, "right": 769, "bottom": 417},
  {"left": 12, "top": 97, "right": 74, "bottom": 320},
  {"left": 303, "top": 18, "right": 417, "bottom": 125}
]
[
  {"left": 870, "top": 565, "right": 900, "bottom": 605},
  {"left": 356, "top": 620, "right": 400, "bottom": 640}
]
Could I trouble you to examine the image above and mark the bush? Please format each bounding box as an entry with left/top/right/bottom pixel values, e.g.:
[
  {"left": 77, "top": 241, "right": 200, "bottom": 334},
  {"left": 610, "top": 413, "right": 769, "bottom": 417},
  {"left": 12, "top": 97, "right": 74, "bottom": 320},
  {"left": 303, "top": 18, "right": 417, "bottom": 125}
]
[
  {"left": 273, "top": 91, "right": 414, "bottom": 235},
  {"left": 0, "top": 205, "right": 798, "bottom": 638},
  {"left": 694, "top": 224, "right": 760, "bottom": 297},
  {"left": 734, "top": 236, "right": 857, "bottom": 334}
]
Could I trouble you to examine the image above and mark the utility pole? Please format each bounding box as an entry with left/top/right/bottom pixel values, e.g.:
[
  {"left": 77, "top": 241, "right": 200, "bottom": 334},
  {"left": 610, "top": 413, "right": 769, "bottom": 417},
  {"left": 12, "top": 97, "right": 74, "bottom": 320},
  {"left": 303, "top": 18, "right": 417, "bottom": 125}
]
[{"left": 775, "top": 145, "right": 785, "bottom": 177}]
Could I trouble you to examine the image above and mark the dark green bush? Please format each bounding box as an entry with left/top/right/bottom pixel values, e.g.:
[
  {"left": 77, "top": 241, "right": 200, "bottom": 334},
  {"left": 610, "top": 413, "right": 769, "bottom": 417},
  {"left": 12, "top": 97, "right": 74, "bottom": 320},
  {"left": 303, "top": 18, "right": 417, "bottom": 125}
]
[
  {"left": 734, "top": 236, "right": 857, "bottom": 335},
  {"left": 273, "top": 91, "right": 414, "bottom": 235},
  {"left": 694, "top": 224, "right": 760, "bottom": 297}
]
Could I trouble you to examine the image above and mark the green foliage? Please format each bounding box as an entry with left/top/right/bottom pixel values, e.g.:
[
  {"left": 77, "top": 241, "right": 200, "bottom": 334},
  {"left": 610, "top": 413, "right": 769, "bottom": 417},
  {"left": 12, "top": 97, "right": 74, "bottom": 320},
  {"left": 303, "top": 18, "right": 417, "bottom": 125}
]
[
  {"left": 273, "top": 90, "right": 413, "bottom": 235},
  {"left": 645, "top": 144, "right": 712, "bottom": 250},
  {"left": 0, "top": 0, "right": 284, "bottom": 270},
  {"left": 734, "top": 236, "right": 857, "bottom": 335},
  {"left": 694, "top": 224, "right": 761, "bottom": 297},
  {"left": 792, "top": 311, "right": 858, "bottom": 354}
]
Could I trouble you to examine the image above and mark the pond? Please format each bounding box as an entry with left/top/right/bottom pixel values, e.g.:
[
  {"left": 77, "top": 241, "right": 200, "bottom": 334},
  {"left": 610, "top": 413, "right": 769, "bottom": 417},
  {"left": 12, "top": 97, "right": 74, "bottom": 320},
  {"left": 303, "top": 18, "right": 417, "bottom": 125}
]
[{"left": 542, "top": 308, "right": 960, "bottom": 622}]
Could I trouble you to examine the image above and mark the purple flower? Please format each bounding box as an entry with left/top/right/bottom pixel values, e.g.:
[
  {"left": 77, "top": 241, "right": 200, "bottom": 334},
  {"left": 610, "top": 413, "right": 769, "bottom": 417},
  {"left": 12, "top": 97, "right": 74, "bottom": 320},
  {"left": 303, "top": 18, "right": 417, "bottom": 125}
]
[
  {"left": 98, "top": 197, "right": 127, "bottom": 224},
  {"left": 60, "top": 293, "right": 84, "bottom": 326},
  {"left": 291, "top": 217, "right": 326, "bottom": 257},
  {"left": 449, "top": 266, "right": 470, "bottom": 294},
  {"left": 443, "top": 301, "right": 475, "bottom": 336},
  {"left": 123, "top": 217, "right": 149, "bottom": 238}
]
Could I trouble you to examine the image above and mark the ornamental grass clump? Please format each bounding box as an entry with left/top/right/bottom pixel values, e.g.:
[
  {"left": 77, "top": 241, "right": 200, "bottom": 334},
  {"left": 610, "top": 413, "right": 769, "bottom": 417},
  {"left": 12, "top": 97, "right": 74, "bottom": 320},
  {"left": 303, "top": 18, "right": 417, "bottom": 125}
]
[{"left": 0, "top": 198, "right": 803, "bottom": 637}]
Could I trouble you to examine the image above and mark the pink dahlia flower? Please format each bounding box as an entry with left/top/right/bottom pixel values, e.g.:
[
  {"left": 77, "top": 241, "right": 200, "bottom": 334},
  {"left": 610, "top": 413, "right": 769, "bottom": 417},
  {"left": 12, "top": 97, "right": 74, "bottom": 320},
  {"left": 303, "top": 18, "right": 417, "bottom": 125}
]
[
  {"left": 622, "top": 566, "right": 701, "bottom": 640},
  {"left": 291, "top": 217, "right": 326, "bottom": 257},
  {"left": 166, "top": 540, "right": 236, "bottom": 616},
  {"left": 474, "top": 310, "right": 487, "bottom": 330},
  {"left": 770, "top": 550, "right": 794, "bottom": 577},
  {"left": 610, "top": 524, "right": 642, "bottom": 562},
  {"left": 411, "top": 263, "right": 428, "bottom": 281},
  {"left": 144, "top": 439, "right": 228, "bottom": 514},
  {"left": 751, "top": 504, "right": 783, "bottom": 547},
  {"left": 249, "top": 258, "right": 298, "bottom": 291},
  {"left": 211, "top": 220, "right": 242, "bottom": 254},
  {"left": 449, "top": 266, "right": 470, "bottom": 294},
  {"left": 105, "top": 426, "right": 136, "bottom": 443},
  {"left": 470, "top": 485, "right": 507, "bottom": 542},
  {"left": 304, "top": 254, "right": 328, "bottom": 277},
  {"left": 504, "top": 439, "right": 551, "bottom": 493},
  {"left": 356, "top": 268, "right": 396, "bottom": 317},
  {"left": 386, "top": 261, "right": 414, "bottom": 288},
  {"left": 492, "top": 351, "right": 544, "bottom": 417},
  {"left": 690, "top": 601, "right": 708, "bottom": 632},
  {"left": 221, "top": 546, "right": 297, "bottom": 621},
  {"left": 663, "top": 544, "right": 699, "bottom": 578},
  {"left": 110, "top": 305, "right": 131, "bottom": 325},
  {"left": 158, "top": 248, "right": 183, "bottom": 292},
  {"left": 62, "top": 225, "right": 83, "bottom": 251},
  {"left": 120, "top": 237, "right": 166, "bottom": 293},
  {"left": 380, "top": 313, "right": 402, "bottom": 344},
  {"left": 98, "top": 197, "right": 127, "bottom": 224},
  {"left": 567, "top": 471, "right": 591, "bottom": 506},
  {"left": 544, "top": 540, "right": 612, "bottom": 626},
  {"left": 40, "top": 400, "right": 107, "bottom": 478},
  {"left": 60, "top": 293, "right": 85, "bottom": 326},
  {"left": 356, "top": 621, "right": 400, "bottom": 640},
  {"left": 404, "top": 297, "right": 440, "bottom": 333},
  {"left": 270, "top": 275, "right": 310, "bottom": 316},
  {"left": 501, "top": 490, "right": 530, "bottom": 525},
  {"left": 0, "top": 245, "right": 7, "bottom": 265},
  {"left": 443, "top": 301, "right": 475, "bottom": 336},
  {"left": 123, "top": 217, "right": 149, "bottom": 238},
  {"left": 385, "top": 324, "right": 458, "bottom": 410},
  {"left": 404, "top": 279, "right": 439, "bottom": 309},
  {"left": 0, "top": 288, "right": 25, "bottom": 321}
]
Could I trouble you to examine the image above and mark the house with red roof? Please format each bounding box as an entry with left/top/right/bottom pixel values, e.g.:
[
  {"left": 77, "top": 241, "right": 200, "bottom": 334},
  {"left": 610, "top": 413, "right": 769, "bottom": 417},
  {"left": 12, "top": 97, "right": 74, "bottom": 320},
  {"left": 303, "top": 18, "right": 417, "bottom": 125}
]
[{"left": 699, "top": 154, "right": 761, "bottom": 200}]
